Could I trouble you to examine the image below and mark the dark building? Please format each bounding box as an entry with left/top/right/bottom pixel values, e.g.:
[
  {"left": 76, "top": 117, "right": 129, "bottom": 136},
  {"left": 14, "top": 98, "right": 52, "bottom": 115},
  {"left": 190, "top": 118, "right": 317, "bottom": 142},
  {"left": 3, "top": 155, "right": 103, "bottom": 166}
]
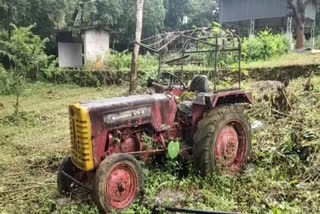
[{"left": 218, "top": 0, "right": 318, "bottom": 47}]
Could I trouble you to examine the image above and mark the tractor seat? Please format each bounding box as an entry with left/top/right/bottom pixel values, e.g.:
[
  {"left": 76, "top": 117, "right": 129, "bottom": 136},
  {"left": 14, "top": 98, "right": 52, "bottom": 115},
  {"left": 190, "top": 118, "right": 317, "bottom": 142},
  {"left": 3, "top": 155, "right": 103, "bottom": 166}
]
[
  {"left": 178, "top": 75, "right": 209, "bottom": 117},
  {"left": 189, "top": 75, "right": 209, "bottom": 93},
  {"left": 178, "top": 101, "right": 193, "bottom": 118}
]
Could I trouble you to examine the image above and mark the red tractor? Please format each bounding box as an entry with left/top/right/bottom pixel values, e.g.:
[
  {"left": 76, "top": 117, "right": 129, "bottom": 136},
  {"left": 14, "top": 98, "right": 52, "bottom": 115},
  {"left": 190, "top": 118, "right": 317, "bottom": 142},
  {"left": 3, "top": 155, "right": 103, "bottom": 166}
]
[{"left": 57, "top": 31, "right": 253, "bottom": 213}]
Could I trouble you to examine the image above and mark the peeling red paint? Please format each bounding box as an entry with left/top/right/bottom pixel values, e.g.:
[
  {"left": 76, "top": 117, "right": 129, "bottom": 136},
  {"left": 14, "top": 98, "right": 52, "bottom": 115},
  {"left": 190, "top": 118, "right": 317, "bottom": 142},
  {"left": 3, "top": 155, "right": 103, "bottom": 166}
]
[{"left": 84, "top": 89, "right": 252, "bottom": 168}]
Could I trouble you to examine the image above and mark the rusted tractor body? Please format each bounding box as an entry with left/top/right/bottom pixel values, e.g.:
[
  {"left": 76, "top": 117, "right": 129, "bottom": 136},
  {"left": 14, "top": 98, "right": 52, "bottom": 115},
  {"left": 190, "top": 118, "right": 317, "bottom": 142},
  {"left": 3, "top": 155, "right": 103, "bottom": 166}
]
[
  {"left": 58, "top": 30, "right": 253, "bottom": 213},
  {"left": 69, "top": 89, "right": 252, "bottom": 171}
]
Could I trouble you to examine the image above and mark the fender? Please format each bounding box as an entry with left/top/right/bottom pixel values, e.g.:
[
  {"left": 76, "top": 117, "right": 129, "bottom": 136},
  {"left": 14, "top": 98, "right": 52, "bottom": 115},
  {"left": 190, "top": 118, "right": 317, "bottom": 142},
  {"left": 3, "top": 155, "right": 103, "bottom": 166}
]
[
  {"left": 192, "top": 90, "right": 253, "bottom": 134},
  {"left": 193, "top": 90, "right": 253, "bottom": 107}
]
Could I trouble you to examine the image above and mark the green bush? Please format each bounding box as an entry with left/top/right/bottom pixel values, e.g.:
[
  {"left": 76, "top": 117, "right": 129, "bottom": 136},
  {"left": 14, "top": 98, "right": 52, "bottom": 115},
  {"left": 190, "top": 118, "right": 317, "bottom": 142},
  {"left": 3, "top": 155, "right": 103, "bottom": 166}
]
[
  {"left": 0, "top": 25, "right": 54, "bottom": 121},
  {"left": 104, "top": 51, "right": 158, "bottom": 71},
  {"left": 104, "top": 51, "right": 132, "bottom": 70},
  {"left": 0, "top": 25, "right": 54, "bottom": 96},
  {"left": 0, "top": 64, "right": 13, "bottom": 95},
  {"left": 242, "top": 30, "right": 289, "bottom": 61},
  {"left": 103, "top": 51, "right": 158, "bottom": 85},
  {"left": 0, "top": 25, "right": 53, "bottom": 81}
]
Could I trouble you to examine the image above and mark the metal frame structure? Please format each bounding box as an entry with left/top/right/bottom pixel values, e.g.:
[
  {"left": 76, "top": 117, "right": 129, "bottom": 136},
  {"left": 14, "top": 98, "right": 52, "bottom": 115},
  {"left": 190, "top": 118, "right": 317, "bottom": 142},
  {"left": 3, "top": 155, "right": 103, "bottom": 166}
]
[{"left": 137, "top": 28, "right": 243, "bottom": 92}]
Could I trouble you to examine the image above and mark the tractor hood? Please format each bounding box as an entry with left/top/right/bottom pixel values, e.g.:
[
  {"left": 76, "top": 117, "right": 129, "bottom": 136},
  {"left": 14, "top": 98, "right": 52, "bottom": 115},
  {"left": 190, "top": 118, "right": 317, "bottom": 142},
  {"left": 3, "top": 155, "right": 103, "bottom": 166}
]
[
  {"left": 69, "top": 93, "right": 178, "bottom": 170},
  {"left": 79, "top": 93, "right": 177, "bottom": 131},
  {"left": 81, "top": 94, "right": 159, "bottom": 112}
]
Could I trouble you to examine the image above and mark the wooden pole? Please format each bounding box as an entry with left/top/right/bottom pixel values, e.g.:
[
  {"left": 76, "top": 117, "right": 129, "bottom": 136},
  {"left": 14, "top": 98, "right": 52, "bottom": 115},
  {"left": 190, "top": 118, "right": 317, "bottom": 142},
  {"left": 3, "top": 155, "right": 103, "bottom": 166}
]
[{"left": 130, "top": 0, "right": 145, "bottom": 93}]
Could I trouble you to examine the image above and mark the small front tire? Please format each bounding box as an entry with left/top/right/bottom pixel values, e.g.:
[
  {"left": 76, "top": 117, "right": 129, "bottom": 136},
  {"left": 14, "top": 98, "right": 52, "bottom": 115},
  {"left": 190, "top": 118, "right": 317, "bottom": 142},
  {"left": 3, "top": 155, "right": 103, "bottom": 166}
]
[
  {"left": 92, "top": 154, "right": 144, "bottom": 213},
  {"left": 57, "top": 156, "right": 85, "bottom": 194}
]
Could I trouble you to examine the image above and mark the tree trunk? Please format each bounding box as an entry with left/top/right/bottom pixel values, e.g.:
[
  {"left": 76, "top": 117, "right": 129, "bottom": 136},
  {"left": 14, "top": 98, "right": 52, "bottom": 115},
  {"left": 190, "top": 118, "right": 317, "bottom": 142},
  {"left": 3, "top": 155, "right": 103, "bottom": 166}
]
[
  {"left": 296, "top": 23, "right": 305, "bottom": 49},
  {"left": 287, "top": 0, "right": 310, "bottom": 50},
  {"left": 130, "top": 0, "right": 145, "bottom": 94}
]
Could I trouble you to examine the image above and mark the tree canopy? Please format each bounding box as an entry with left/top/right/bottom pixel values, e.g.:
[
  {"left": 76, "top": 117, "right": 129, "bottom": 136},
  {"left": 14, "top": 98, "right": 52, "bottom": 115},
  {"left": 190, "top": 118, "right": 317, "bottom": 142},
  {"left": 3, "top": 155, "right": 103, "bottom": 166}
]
[{"left": 0, "top": 0, "right": 219, "bottom": 53}]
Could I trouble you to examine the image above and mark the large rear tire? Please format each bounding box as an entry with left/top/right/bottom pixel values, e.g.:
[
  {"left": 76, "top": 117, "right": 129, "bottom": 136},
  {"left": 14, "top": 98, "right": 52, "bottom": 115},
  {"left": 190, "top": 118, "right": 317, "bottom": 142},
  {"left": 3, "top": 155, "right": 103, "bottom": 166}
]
[
  {"left": 193, "top": 104, "right": 251, "bottom": 175},
  {"left": 92, "top": 154, "right": 144, "bottom": 213}
]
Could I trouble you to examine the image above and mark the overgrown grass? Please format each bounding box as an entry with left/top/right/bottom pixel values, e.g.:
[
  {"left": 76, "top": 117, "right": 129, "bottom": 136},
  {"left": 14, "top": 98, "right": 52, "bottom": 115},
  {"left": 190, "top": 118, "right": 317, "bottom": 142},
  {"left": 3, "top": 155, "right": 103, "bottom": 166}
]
[
  {"left": 127, "top": 75, "right": 320, "bottom": 213},
  {"left": 0, "top": 83, "right": 128, "bottom": 213},
  {"left": 244, "top": 53, "right": 320, "bottom": 69},
  {"left": 0, "top": 76, "right": 319, "bottom": 213}
]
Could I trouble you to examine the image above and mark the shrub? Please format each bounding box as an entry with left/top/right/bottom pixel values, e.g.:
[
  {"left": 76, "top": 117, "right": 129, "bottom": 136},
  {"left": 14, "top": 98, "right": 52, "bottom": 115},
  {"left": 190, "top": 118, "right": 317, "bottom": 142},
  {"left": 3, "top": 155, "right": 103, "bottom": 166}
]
[
  {"left": 242, "top": 30, "right": 289, "bottom": 61},
  {"left": 0, "top": 30, "right": 8, "bottom": 45},
  {"left": 104, "top": 51, "right": 132, "bottom": 70},
  {"left": 103, "top": 51, "right": 158, "bottom": 85},
  {"left": 104, "top": 51, "right": 158, "bottom": 71},
  {"left": 0, "top": 25, "right": 52, "bottom": 122},
  {"left": 0, "top": 24, "right": 53, "bottom": 81},
  {"left": 0, "top": 64, "right": 14, "bottom": 95}
]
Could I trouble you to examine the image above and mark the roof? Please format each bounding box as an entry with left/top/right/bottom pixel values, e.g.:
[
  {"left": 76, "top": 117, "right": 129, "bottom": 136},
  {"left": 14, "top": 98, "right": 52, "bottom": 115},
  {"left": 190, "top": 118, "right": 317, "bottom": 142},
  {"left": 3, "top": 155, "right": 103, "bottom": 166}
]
[
  {"left": 219, "top": 0, "right": 317, "bottom": 24},
  {"left": 56, "top": 25, "right": 117, "bottom": 42},
  {"left": 80, "top": 25, "right": 117, "bottom": 34}
]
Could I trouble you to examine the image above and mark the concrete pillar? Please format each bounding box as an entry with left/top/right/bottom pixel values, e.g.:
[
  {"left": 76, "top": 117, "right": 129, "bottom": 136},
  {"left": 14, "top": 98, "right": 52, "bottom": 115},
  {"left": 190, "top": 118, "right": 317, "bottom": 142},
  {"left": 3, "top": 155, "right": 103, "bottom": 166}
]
[
  {"left": 249, "top": 19, "right": 255, "bottom": 38},
  {"left": 310, "top": 21, "right": 315, "bottom": 49},
  {"left": 286, "top": 16, "right": 294, "bottom": 51}
]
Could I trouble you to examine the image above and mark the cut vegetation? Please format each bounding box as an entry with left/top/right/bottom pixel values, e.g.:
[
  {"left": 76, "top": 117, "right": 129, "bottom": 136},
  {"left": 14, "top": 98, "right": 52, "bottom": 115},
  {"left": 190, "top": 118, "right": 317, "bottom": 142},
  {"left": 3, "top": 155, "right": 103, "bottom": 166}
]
[
  {"left": 244, "top": 53, "right": 320, "bottom": 69},
  {"left": 0, "top": 75, "right": 319, "bottom": 213}
]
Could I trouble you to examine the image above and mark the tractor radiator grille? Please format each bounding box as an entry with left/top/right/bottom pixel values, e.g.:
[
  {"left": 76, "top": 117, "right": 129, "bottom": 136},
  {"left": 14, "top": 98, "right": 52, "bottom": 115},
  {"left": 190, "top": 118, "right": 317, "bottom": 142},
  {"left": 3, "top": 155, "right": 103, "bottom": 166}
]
[{"left": 69, "top": 104, "right": 94, "bottom": 171}]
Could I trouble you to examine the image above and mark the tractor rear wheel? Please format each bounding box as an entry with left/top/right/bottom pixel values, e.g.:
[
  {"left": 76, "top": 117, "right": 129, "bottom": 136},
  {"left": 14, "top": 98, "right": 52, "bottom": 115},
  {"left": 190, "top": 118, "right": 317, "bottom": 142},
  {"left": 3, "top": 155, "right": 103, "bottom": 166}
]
[
  {"left": 92, "top": 153, "right": 144, "bottom": 213},
  {"left": 57, "top": 156, "right": 85, "bottom": 195},
  {"left": 193, "top": 104, "right": 251, "bottom": 175}
]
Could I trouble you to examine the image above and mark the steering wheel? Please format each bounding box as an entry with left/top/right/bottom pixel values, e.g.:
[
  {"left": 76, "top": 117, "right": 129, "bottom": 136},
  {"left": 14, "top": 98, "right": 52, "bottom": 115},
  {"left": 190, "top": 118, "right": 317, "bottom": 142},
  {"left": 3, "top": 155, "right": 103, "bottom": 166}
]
[{"left": 161, "top": 72, "right": 186, "bottom": 89}]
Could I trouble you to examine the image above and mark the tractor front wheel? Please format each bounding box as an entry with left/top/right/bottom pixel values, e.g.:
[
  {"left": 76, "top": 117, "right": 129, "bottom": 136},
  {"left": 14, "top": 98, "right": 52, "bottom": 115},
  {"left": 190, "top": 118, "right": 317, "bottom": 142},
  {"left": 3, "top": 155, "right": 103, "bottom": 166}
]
[
  {"left": 193, "top": 104, "right": 251, "bottom": 175},
  {"left": 92, "top": 153, "right": 144, "bottom": 213},
  {"left": 57, "top": 156, "right": 85, "bottom": 195}
]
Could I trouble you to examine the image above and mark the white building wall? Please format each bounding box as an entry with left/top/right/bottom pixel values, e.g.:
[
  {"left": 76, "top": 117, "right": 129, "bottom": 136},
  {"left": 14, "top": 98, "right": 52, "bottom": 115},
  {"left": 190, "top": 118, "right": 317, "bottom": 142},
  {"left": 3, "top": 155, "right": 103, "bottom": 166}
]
[
  {"left": 58, "top": 42, "right": 83, "bottom": 68},
  {"left": 84, "top": 29, "right": 110, "bottom": 62}
]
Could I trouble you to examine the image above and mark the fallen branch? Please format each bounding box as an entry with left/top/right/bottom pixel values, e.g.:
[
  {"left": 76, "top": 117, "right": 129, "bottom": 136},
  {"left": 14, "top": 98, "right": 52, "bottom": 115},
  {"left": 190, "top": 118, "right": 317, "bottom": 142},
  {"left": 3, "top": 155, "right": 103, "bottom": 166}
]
[
  {"left": 271, "top": 109, "right": 311, "bottom": 126},
  {"left": 280, "top": 88, "right": 293, "bottom": 111},
  {"left": 304, "top": 70, "right": 314, "bottom": 91}
]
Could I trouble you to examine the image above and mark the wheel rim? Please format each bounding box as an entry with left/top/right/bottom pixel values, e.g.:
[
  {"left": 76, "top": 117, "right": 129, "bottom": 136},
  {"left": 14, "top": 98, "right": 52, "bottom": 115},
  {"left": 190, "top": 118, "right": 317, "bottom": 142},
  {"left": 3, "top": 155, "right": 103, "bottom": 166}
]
[
  {"left": 215, "top": 119, "right": 248, "bottom": 174},
  {"left": 106, "top": 164, "right": 137, "bottom": 209}
]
